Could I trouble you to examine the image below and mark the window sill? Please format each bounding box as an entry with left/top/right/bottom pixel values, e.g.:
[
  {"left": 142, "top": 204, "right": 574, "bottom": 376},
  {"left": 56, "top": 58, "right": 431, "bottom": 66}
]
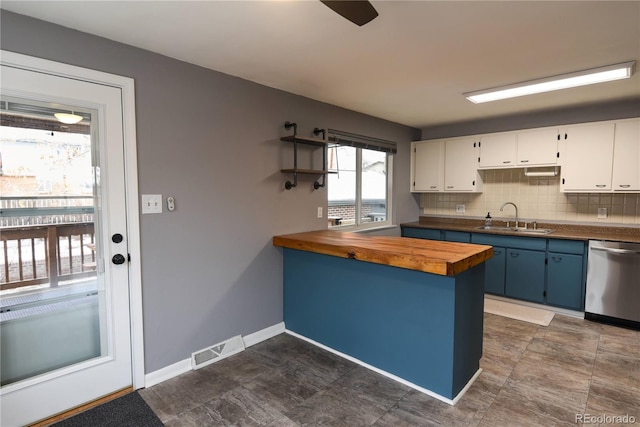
[{"left": 329, "top": 223, "right": 397, "bottom": 233}]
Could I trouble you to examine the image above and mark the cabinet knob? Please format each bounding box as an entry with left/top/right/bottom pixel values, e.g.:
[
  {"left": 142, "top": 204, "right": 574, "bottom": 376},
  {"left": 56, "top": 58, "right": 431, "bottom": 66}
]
[
  {"left": 595, "top": 184, "right": 606, "bottom": 188},
  {"left": 510, "top": 252, "right": 520, "bottom": 258},
  {"left": 619, "top": 184, "right": 631, "bottom": 188},
  {"left": 503, "top": 161, "right": 511, "bottom": 164},
  {"left": 520, "top": 160, "right": 529, "bottom": 163}
]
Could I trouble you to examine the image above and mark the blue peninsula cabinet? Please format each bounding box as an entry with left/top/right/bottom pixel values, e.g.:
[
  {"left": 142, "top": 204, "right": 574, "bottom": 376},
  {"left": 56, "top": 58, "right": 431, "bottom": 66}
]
[{"left": 273, "top": 231, "right": 492, "bottom": 402}]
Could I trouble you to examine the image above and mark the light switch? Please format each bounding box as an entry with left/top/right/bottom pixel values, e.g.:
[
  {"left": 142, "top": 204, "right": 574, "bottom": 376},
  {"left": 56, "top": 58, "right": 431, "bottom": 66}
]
[{"left": 142, "top": 194, "right": 163, "bottom": 214}]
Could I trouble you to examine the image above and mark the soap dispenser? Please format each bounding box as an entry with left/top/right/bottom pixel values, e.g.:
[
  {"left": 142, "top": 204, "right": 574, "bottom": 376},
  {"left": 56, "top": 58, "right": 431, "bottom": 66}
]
[{"left": 485, "top": 212, "right": 492, "bottom": 227}]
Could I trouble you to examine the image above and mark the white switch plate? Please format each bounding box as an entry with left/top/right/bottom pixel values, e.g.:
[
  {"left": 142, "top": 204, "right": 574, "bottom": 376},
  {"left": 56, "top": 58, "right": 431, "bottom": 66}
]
[
  {"left": 597, "top": 207, "right": 607, "bottom": 219},
  {"left": 142, "top": 194, "right": 163, "bottom": 214},
  {"left": 456, "top": 204, "right": 465, "bottom": 214},
  {"left": 317, "top": 207, "right": 323, "bottom": 218}
]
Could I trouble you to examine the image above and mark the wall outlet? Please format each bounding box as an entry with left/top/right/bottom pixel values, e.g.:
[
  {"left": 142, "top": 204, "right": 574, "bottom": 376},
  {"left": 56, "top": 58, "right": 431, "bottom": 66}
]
[
  {"left": 141, "top": 194, "right": 163, "bottom": 214},
  {"left": 317, "top": 207, "right": 323, "bottom": 218},
  {"left": 456, "top": 204, "right": 465, "bottom": 214},
  {"left": 597, "top": 207, "right": 607, "bottom": 219}
]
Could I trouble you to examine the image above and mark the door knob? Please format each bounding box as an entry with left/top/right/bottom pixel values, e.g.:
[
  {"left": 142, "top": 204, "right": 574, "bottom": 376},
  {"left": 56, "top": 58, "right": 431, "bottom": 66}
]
[{"left": 112, "top": 254, "right": 126, "bottom": 265}]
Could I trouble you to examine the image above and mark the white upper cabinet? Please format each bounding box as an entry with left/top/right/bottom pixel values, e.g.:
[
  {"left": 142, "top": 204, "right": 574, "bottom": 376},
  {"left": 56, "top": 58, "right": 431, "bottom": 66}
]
[
  {"left": 411, "top": 140, "right": 444, "bottom": 192},
  {"left": 410, "top": 118, "right": 639, "bottom": 194},
  {"left": 478, "top": 128, "right": 559, "bottom": 169},
  {"left": 516, "top": 128, "right": 559, "bottom": 166},
  {"left": 612, "top": 118, "right": 640, "bottom": 191},
  {"left": 560, "top": 122, "right": 615, "bottom": 192},
  {"left": 478, "top": 133, "right": 517, "bottom": 169},
  {"left": 444, "top": 137, "right": 482, "bottom": 192}
]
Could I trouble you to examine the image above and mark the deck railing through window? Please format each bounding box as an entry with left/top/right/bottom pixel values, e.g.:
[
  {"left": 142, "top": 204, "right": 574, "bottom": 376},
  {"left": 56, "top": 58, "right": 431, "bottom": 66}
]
[{"left": 1, "top": 222, "right": 96, "bottom": 291}]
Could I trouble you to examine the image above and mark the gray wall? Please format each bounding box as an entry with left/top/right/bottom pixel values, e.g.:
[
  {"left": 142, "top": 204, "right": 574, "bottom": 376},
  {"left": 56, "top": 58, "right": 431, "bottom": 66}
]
[
  {"left": 1, "top": 11, "right": 421, "bottom": 373},
  {"left": 421, "top": 98, "right": 640, "bottom": 140}
]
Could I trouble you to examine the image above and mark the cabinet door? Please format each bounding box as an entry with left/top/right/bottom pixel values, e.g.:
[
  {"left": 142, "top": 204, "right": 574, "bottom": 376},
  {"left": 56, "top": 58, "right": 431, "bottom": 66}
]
[
  {"left": 402, "top": 227, "right": 443, "bottom": 241},
  {"left": 560, "top": 122, "right": 615, "bottom": 192},
  {"left": 412, "top": 140, "right": 444, "bottom": 192},
  {"left": 505, "top": 248, "right": 546, "bottom": 303},
  {"left": 612, "top": 119, "right": 640, "bottom": 191},
  {"left": 478, "top": 133, "right": 516, "bottom": 169},
  {"left": 444, "top": 137, "right": 481, "bottom": 192},
  {"left": 516, "top": 128, "right": 559, "bottom": 166},
  {"left": 443, "top": 231, "right": 470, "bottom": 243},
  {"left": 484, "top": 246, "right": 506, "bottom": 295},
  {"left": 546, "top": 252, "right": 584, "bottom": 310}
]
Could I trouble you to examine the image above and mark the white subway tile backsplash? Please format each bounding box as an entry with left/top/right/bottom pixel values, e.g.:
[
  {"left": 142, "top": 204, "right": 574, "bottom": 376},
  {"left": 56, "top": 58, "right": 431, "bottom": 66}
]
[{"left": 420, "top": 169, "right": 640, "bottom": 225}]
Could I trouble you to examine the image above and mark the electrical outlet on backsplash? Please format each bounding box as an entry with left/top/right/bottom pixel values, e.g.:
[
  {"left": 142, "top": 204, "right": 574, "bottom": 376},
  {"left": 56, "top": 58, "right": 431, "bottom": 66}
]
[{"left": 420, "top": 169, "right": 640, "bottom": 225}]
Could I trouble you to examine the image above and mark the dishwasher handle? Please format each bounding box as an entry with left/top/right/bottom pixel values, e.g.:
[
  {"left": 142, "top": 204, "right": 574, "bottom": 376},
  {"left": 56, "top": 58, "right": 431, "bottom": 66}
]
[{"left": 591, "top": 246, "right": 640, "bottom": 255}]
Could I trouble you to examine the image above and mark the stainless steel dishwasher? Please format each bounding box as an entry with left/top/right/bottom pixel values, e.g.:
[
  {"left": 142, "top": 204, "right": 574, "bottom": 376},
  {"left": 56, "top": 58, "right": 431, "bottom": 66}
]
[{"left": 585, "top": 240, "right": 640, "bottom": 329}]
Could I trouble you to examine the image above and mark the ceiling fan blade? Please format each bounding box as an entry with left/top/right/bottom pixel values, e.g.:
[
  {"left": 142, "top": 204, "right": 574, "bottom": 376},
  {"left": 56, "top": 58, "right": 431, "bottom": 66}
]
[{"left": 320, "top": 1, "right": 379, "bottom": 26}]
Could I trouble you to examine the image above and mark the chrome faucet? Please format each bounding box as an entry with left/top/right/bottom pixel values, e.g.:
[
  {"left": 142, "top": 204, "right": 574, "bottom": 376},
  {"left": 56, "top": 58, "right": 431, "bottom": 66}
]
[{"left": 500, "top": 202, "right": 519, "bottom": 228}]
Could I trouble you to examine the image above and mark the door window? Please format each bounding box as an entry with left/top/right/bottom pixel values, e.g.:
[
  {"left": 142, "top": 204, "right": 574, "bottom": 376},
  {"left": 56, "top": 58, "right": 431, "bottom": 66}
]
[{"left": 1, "top": 98, "right": 106, "bottom": 386}]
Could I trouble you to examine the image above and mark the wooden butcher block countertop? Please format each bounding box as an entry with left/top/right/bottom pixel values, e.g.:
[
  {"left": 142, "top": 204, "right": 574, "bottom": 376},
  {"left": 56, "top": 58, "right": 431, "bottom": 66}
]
[{"left": 273, "top": 230, "right": 493, "bottom": 277}]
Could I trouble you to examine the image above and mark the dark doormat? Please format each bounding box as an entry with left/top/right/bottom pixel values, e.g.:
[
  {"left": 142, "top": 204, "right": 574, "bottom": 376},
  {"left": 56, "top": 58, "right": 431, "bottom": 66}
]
[{"left": 52, "top": 391, "right": 163, "bottom": 427}]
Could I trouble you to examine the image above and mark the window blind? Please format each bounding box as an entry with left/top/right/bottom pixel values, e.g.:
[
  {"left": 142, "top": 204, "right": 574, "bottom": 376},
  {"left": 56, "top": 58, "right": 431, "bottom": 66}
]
[{"left": 327, "top": 129, "right": 397, "bottom": 154}]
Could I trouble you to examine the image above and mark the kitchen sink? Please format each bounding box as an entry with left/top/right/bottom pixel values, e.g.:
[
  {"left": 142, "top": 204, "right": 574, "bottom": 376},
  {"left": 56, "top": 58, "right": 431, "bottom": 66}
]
[
  {"left": 475, "top": 226, "right": 513, "bottom": 232},
  {"left": 475, "top": 225, "right": 553, "bottom": 235},
  {"left": 513, "top": 228, "right": 554, "bottom": 235}
]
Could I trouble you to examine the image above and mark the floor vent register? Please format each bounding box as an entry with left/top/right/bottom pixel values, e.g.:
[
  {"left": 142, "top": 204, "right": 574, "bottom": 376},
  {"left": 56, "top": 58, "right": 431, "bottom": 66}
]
[{"left": 191, "top": 335, "right": 245, "bottom": 370}]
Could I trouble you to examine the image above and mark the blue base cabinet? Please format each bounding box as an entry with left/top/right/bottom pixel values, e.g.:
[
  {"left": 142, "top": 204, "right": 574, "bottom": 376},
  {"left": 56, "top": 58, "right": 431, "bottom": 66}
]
[
  {"left": 547, "top": 252, "right": 584, "bottom": 310},
  {"left": 546, "top": 239, "right": 587, "bottom": 310},
  {"left": 483, "top": 247, "right": 506, "bottom": 295},
  {"left": 443, "top": 231, "right": 471, "bottom": 243},
  {"left": 402, "top": 226, "right": 588, "bottom": 311},
  {"left": 505, "top": 248, "right": 546, "bottom": 303},
  {"left": 402, "top": 227, "right": 443, "bottom": 240}
]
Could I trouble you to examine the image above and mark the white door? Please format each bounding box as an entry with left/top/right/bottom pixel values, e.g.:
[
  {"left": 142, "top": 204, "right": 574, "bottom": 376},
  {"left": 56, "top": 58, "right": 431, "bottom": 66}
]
[{"left": 1, "top": 56, "right": 141, "bottom": 426}]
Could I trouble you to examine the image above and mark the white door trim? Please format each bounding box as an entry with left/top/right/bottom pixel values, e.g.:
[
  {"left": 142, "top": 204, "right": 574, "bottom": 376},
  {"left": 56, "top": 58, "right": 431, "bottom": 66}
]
[{"left": 0, "top": 49, "right": 145, "bottom": 390}]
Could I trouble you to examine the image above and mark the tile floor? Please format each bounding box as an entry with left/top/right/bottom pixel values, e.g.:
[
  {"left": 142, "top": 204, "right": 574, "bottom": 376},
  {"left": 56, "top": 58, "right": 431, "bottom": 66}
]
[{"left": 140, "top": 313, "right": 640, "bottom": 426}]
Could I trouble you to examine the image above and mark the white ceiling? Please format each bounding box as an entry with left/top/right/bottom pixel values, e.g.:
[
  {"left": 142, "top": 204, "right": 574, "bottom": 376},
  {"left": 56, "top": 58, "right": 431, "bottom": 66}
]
[{"left": 2, "top": 1, "right": 639, "bottom": 129}]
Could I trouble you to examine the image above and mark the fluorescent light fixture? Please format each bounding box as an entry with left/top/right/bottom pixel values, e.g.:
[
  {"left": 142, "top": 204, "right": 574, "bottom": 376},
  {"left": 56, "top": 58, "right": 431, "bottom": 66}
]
[
  {"left": 54, "top": 112, "right": 83, "bottom": 124},
  {"left": 465, "top": 61, "right": 636, "bottom": 104}
]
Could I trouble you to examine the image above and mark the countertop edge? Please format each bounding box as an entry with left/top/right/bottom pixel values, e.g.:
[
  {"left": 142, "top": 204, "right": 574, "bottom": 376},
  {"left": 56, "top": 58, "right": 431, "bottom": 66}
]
[
  {"left": 400, "top": 218, "right": 640, "bottom": 244},
  {"left": 273, "top": 231, "right": 493, "bottom": 276}
]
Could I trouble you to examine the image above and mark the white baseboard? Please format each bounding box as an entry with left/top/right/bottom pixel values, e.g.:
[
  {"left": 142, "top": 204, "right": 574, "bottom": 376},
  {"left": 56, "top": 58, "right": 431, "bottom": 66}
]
[
  {"left": 144, "top": 322, "right": 285, "bottom": 388},
  {"left": 243, "top": 322, "right": 285, "bottom": 347},
  {"left": 144, "top": 358, "right": 192, "bottom": 388},
  {"left": 285, "top": 329, "right": 481, "bottom": 406}
]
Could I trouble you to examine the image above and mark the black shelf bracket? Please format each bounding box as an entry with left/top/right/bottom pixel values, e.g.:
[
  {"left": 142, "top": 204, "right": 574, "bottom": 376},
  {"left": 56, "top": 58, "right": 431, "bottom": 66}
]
[
  {"left": 284, "top": 121, "right": 298, "bottom": 190},
  {"left": 313, "top": 127, "right": 327, "bottom": 190}
]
